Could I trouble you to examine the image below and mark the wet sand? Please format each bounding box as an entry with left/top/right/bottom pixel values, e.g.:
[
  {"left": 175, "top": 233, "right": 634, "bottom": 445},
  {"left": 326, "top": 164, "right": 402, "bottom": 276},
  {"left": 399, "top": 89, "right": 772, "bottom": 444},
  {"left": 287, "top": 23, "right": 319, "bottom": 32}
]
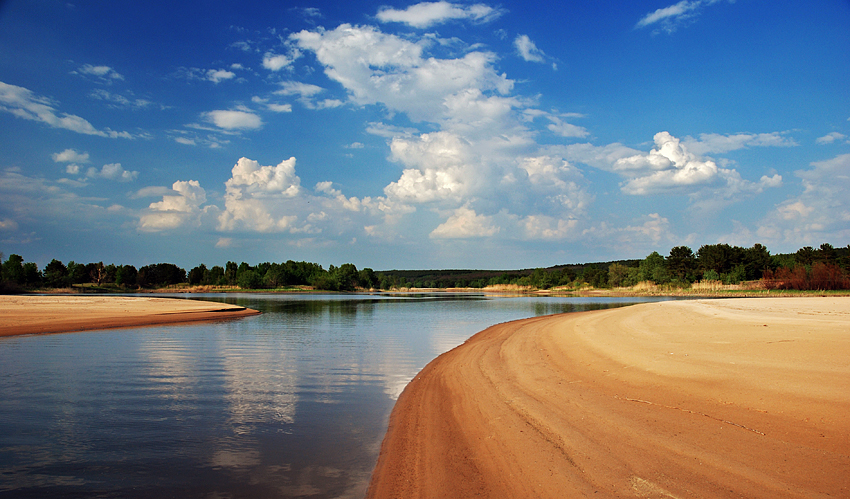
[
  {"left": 367, "top": 298, "right": 850, "bottom": 498},
  {"left": 0, "top": 295, "right": 259, "bottom": 337}
]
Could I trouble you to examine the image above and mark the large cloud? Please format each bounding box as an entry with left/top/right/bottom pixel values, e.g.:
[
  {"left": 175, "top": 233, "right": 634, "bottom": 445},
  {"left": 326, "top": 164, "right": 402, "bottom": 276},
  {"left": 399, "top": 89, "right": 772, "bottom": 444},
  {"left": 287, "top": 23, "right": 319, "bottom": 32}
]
[
  {"left": 290, "top": 24, "right": 513, "bottom": 125},
  {"left": 603, "top": 132, "right": 782, "bottom": 203},
  {"left": 614, "top": 132, "right": 720, "bottom": 194}
]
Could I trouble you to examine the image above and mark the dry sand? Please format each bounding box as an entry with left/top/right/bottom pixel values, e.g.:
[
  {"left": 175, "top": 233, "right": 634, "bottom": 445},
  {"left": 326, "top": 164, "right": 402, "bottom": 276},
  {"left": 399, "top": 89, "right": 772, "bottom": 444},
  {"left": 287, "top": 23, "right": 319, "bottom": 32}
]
[
  {"left": 0, "top": 295, "right": 259, "bottom": 336},
  {"left": 367, "top": 298, "right": 850, "bottom": 498}
]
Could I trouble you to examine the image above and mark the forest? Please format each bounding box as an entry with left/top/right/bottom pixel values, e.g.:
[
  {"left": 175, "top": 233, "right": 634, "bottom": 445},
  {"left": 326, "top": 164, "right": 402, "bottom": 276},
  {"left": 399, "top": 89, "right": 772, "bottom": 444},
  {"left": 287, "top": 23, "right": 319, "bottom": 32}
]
[{"left": 1, "top": 242, "right": 849, "bottom": 294}]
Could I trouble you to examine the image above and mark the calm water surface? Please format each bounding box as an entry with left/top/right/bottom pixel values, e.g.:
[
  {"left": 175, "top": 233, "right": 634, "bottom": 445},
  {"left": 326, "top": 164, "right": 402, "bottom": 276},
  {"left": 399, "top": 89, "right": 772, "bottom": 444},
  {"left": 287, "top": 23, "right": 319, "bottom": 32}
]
[{"left": 0, "top": 294, "right": 668, "bottom": 498}]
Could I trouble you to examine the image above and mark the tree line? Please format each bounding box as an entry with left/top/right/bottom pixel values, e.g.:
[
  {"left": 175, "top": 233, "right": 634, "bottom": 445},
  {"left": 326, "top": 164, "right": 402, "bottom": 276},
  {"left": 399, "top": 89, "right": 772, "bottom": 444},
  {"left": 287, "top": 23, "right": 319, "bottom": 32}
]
[
  {"left": 0, "top": 254, "right": 380, "bottom": 293},
  {"left": 1, "top": 242, "right": 848, "bottom": 293},
  {"left": 371, "top": 243, "right": 850, "bottom": 291}
]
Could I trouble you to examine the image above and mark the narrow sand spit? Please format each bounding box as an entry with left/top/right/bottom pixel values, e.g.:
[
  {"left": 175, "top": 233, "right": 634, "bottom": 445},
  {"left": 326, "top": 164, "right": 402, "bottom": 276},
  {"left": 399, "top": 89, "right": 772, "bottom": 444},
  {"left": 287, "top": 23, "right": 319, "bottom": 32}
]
[
  {"left": 0, "top": 295, "right": 259, "bottom": 337},
  {"left": 367, "top": 298, "right": 850, "bottom": 498}
]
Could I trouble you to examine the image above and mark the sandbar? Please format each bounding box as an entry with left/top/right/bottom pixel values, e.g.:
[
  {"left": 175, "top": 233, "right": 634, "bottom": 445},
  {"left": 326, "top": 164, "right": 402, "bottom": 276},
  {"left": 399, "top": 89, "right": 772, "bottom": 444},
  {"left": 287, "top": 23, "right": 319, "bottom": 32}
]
[
  {"left": 0, "top": 295, "right": 260, "bottom": 337},
  {"left": 367, "top": 298, "right": 850, "bottom": 498}
]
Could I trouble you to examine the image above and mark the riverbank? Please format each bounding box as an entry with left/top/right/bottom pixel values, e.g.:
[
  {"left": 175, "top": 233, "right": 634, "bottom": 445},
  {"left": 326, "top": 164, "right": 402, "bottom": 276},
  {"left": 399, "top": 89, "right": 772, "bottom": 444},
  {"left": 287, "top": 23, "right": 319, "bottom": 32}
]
[
  {"left": 367, "top": 297, "right": 850, "bottom": 498},
  {"left": 0, "top": 295, "right": 260, "bottom": 337}
]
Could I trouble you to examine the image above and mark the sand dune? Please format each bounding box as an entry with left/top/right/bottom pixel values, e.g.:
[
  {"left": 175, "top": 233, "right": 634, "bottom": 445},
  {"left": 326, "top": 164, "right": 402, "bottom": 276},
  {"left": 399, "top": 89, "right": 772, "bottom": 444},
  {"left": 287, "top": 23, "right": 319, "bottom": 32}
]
[
  {"left": 367, "top": 298, "right": 850, "bottom": 498},
  {"left": 0, "top": 295, "right": 259, "bottom": 337}
]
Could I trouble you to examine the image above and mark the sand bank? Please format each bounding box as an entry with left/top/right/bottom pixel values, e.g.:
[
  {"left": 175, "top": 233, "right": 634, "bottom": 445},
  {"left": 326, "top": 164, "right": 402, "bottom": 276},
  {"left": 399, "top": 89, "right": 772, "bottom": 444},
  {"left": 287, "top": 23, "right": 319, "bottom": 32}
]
[
  {"left": 0, "top": 295, "right": 259, "bottom": 337},
  {"left": 367, "top": 298, "right": 850, "bottom": 498}
]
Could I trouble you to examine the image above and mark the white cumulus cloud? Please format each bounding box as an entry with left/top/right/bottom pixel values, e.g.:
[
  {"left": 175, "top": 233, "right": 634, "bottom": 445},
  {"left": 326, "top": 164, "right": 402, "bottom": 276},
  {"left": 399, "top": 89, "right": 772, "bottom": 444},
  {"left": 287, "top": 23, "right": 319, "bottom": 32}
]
[
  {"left": 206, "top": 69, "right": 236, "bottom": 83},
  {"left": 290, "top": 24, "right": 513, "bottom": 124},
  {"left": 430, "top": 206, "right": 499, "bottom": 238},
  {"left": 86, "top": 163, "right": 138, "bottom": 182},
  {"left": 139, "top": 180, "right": 209, "bottom": 231},
  {"left": 263, "top": 50, "right": 301, "bottom": 71},
  {"left": 52, "top": 149, "right": 90, "bottom": 163}
]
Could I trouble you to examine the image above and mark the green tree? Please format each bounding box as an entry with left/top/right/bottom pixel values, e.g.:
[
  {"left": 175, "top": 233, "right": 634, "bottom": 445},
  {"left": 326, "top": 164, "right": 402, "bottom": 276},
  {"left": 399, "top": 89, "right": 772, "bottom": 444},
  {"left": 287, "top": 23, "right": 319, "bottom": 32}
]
[
  {"left": 208, "top": 265, "right": 225, "bottom": 285},
  {"left": 2, "top": 254, "right": 24, "bottom": 284},
  {"left": 22, "top": 262, "right": 41, "bottom": 286},
  {"left": 66, "top": 261, "right": 88, "bottom": 284},
  {"left": 263, "top": 263, "right": 284, "bottom": 288},
  {"left": 225, "top": 261, "right": 238, "bottom": 285},
  {"left": 188, "top": 264, "right": 207, "bottom": 285},
  {"left": 237, "top": 270, "right": 263, "bottom": 289},
  {"left": 815, "top": 243, "right": 836, "bottom": 263},
  {"left": 43, "top": 259, "right": 69, "bottom": 288},
  {"left": 697, "top": 243, "right": 741, "bottom": 275},
  {"left": 608, "top": 263, "right": 634, "bottom": 288},
  {"left": 334, "top": 263, "right": 359, "bottom": 291},
  {"left": 358, "top": 268, "right": 378, "bottom": 289},
  {"left": 115, "top": 265, "right": 137, "bottom": 287},
  {"left": 742, "top": 243, "right": 772, "bottom": 281},
  {"left": 666, "top": 246, "right": 696, "bottom": 281},
  {"left": 795, "top": 246, "right": 815, "bottom": 267},
  {"left": 639, "top": 251, "right": 670, "bottom": 284}
]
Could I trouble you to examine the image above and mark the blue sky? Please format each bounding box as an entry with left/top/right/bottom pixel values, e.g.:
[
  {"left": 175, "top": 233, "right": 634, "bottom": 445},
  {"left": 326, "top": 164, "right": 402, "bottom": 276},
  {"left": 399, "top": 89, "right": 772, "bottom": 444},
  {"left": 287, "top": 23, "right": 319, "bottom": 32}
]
[{"left": 1, "top": 0, "right": 848, "bottom": 271}]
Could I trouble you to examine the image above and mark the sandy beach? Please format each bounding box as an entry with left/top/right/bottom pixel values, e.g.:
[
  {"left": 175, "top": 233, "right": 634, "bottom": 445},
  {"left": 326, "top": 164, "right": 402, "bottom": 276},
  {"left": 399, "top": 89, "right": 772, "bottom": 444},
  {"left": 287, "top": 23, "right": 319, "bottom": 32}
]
[
  {"left": 367, "top": 298, "right": 850, "bottom": 498},
  {"left": 0, "top": 295, "right": 260, "bottom": 337}
]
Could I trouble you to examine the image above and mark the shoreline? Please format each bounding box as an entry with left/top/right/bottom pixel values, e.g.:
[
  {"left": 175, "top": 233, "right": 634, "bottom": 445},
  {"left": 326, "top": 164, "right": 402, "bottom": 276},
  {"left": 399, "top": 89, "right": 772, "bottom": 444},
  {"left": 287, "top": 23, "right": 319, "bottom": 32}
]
[
  {"left": 0, "top": 295, "right": 260, "bottom": 337},
  {"left": 367, "top": 297, "right": 850, "bottom": 498}
]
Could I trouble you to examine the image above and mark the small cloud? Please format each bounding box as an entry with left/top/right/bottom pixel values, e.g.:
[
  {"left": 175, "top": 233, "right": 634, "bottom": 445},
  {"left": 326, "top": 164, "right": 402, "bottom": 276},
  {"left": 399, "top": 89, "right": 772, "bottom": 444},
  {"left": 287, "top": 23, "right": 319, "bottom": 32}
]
[
  {"left": 267, "top": 103, "right": 293, "bottom": 113},
  {"left": 216, "top": 237, "right": 234, "bottom": 248},
  {"left": 263, "top": 50, "right": 301, "bottom": 71},
  {"left": 202, "top": 109, "right": 263, "bottom": 130},
  {"left": 276, "top": 81, "right": 324, "bottom": 98},
  {"left": 345, "top": 142, "right": 365, "bottom": 149},
  {"left": 635, "top": 0, "right": 727, "bottom": 34},
  {"left": 816, "top": 132, "right": 848, "bottom": 145},
  {"left": 132, "top": 186, "right": 173, "bottom": 199},
  {"left": 175, "top": 137, "right": 196, "bottom": 146},
  {"left": 89, "top": 88, "right": 152, "bottom": 109},
  {"left": 86, "top": 163, "right": 139, "bottom": 182},
  {"left": 52, "top": 148, "right": 90, "bottom": 163},
  {"left": 316, "top": 99, "right": 344, "bottom": 109},
  {"left": 75, "top": 64, "right": 124, "bottom": 82},
  {"left": 514, "top": 34, "right": 545, "bottom": 63},
  {"left": 206, "top": 69, "right": 236, "bottom": 84},
  {"left": 65, "top": 164, "right": 80, "bottom": 175},
  {"left": 0, "top": 218, "right": 18, "bottom": 231},
  {"left": 231, "top": 41, "right": 252, "bottom": 52},
  {"left": 546, "top": 116, "right": 590, "bottom": 138},
  {"left": 376, "top": 1, "right": 504, "bottom": 28}
]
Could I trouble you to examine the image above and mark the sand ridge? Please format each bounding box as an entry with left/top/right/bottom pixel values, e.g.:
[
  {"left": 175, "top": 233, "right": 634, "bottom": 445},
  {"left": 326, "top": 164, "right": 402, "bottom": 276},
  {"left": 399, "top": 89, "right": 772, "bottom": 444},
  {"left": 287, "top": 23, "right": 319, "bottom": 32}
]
[
  {"left": 0, "top": 295, "right": 260, "bottom": 336},
  {"left": 367, "top": 298, "right": 850, "bottom": 498}
]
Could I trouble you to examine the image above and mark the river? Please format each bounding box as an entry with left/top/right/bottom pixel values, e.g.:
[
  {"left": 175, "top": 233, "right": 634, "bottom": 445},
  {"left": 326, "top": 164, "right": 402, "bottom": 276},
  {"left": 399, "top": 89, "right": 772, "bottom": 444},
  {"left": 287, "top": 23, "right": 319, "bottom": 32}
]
[{"left": 0, "top": 293, "right": 668, "bottom": 498}]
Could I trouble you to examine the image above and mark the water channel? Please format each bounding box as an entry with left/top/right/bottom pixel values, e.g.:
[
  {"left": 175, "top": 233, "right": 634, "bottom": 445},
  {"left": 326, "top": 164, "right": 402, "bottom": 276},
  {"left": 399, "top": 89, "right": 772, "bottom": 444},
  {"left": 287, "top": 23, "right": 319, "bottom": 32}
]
[{"left": 0, "top": 293, "right": 669, "bottom": 498}]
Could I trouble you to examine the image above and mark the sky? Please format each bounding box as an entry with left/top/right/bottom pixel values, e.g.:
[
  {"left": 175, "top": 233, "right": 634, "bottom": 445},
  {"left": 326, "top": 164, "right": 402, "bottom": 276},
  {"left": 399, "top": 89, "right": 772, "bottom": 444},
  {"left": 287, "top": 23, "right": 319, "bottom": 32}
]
[{"left": 0, "top": 0, "right": 848, "bottom": 271}]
